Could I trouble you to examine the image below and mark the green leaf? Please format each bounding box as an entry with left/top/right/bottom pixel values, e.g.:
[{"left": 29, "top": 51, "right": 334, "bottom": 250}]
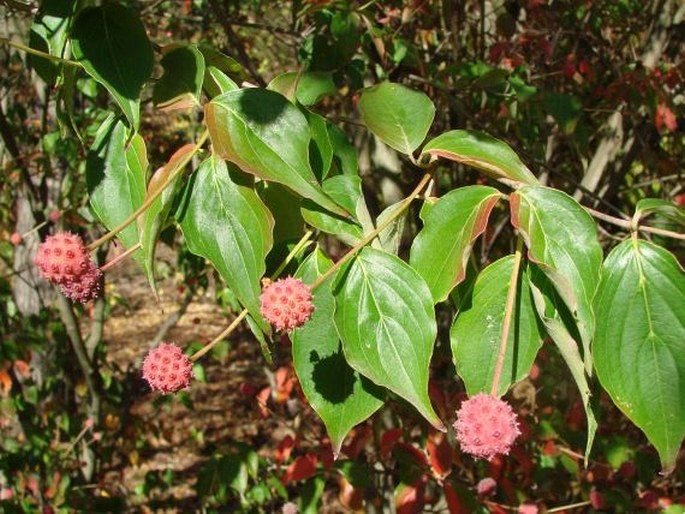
[
  {"left": 327, "top": 123, "right": 358, "bottom": 177},
  {"left": 205, "top": 88, "right": 347, "bottom": 216},
  {"left": 177, "top": 156, "right": 274, "bottom": 332},
  {"left": 511, "top": 186, "right": 602, "bottom": 373},
  {"left": 305, "top": 110, "right": 333, "bottom": 180},
  {"left": 410, "top": 186, "right": 502, "bottom": 303},
  {"left": 86, "top": 115, "right": 148, "bottom": 274},
  {"left": 451, "top": 256, "right": 544, "bottom": 396},
  {"left": 421, "top": 130, "right": 538, "bottom": 186},
  {"left": 634, "top": 198, "right": 685, "bottom": 226},
  {"left": 544, "top": 92, "right": 582, "bottom": 135},
  {"left": 593, "top": 239, "right": 685, "bottom": 472},
  {"left": 333, "top": 248, "right": 443, "bottom": 430},
  {"left": 152, "top": 44, "right": 205, "bottom": 110},
  {"left": 70, "top": 3, "right": 153, "bottom": 131},
  {"left": 139, "top": 144, "right": 195, "bottom": 294},
  {"left": 291, "top": 248, "right": 384, "bottom": 456},
  {"left": 203, "top": 66, "right": 239, "bottom": 98},
  {"left": 301, "top": 175, "right": 364, "bottom": 246},
  {"left": 28, "top": 0, "right": 76, "bottom": 85},
  {"left": 358, "top": 82, "right": 435, "bottom": 155},
  {"left": 528, "top": 266, "right": 597, "bottom": 463},
  {"left": 257, "top": 182, "right": 304, "bottom": 245},
  {"left": 376, "top": 201, "right": 407, "bottom": 255},
  {"left": 268, "top": 71, "right": 337, "bottom": 106}
]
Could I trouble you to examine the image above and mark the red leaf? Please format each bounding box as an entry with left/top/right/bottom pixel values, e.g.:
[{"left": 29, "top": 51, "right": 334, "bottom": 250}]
[
  {"left": 319, "top": 438, "right": 335, "bottom": 469},
  {"left": 380, "top": 428, "right": 403, "bottom": 460},
  {"left": 13, "top": 360, "right": 31, "bottom": 379},
  {"left": 275, "top": 435, "right": 296, "bottom": 466},
  {"left": 256, "top": 387, "right": 271, "bottom": 418},
  {"left": 282, "top": 454, "right": 318, "bottom": 484},
  {"left": 338, "top": 477, "right": 364, "bottom": 510},
  {"left": 655, "top": 103, "right": 677, "bottom": 132},
  {"left": 0, "top": 370, "right": 11, "bottom": 397},
  {"left": 396, "top": 480, "right": 425, "bottom": 514},
  {"left": 427, "top": 431, "right": 453, "bottom": 479},
  {"left": 341, "top": 424, "right": 373, "bottom": 459},
  {"left": 443, "top": 482, "right": 471, "bottom": 514},
  {"left": 395, "top": 442, "right": 428, "bottom": 468}
]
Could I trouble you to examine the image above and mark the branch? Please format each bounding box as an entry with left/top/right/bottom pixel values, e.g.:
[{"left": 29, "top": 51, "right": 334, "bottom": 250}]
[{"left": 586, "top": 207, "right": 685, "bottom": 241}]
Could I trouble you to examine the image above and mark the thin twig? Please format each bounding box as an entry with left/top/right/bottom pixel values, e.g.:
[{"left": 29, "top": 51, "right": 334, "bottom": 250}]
[
  {"left": 87, "top": 131, "right": 209, "bottom": 251},
  {"left": 586, "top": 207, "right": 685, "bottom": 241},
  {"left": 99, "top": 242, "right": 142, "bottom": 272},
  {"left": 0, "top": 37, "right": 81, "bottom": 67},
  {"left": 490, "top": 237, "right": 524, "bottom": 397}
]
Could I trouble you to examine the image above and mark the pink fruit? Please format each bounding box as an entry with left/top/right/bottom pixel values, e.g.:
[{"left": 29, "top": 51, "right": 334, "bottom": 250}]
[
  {"left": 59, "top": 261, "right": 102, "bottom": 303},
  {"left": 476, "top": 477, "right": 497, "bottom": 496},
  {"left": 48, "top": 210, "right": 61, "bottom": 222},
  {"left": 453, "top": 393, "right": 520, "bottom": 461},
  {"left": 260, "top": 277, "right": 315, "bottom": 331},
  {"left": 34, "top": 232, "right": 91, "bottom": 285},
  {"left": 141, "top": 343, "right": 193, "bottom": 394},
  {"left": 518, "top": 503, "right": 538, "bottom": 514},
  {"left": 10, "top": 232, "right": 22, "bottom": 246}
]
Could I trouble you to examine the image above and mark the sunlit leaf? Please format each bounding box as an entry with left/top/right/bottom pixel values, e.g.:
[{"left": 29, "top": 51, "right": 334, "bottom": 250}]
[
  {"left": 594, "top": 239, "right": 685, "bottom": 472},
  {"left": 410, "top": 186, "right": 502, "bottom": 303},
  {"left": 421, "top": 130, "right": 538, "bottom": 186},
  {"left": 205, "top": 88, "right": 347, "bottom": 216},
  {"left": 292, "top": 249, "right": 384, "bottom": 456},
  {"left": 359, "top": 82, "right": 435, "bottom": 155},
  {"left": 451, "top": 256, "right": 544, "bottom": 396},
  {"left": 177, "top": 156, "right": 274, "bottom": 332},
  {"left": 511, "top": 186, "right": 602, "bottom": 373},
  {"left": 334, "top": 248, "right": 443, "bottom": 430}
]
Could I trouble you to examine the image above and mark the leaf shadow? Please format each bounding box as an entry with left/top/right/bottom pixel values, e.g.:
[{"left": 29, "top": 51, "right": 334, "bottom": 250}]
[{"left": 309, "top": 347, "right": 357, "bottom": 404}]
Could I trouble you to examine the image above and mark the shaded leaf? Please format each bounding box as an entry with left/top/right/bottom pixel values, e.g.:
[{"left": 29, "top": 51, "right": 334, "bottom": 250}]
[
  {"left": 334, "top": 248, "right": 443, "bottom": 430},
  {"left": 292, "top": 249, "right": 384, "bottom": 456},
  {"left": 634, "top": 198, "right": 685, "bottom": 226},
  {"left": 177, "top": 156, "right": 274, "bottom": 332},
  {"left": 139, "top": 144, "right": 195, "bottom": 293},
  {"left": 301, "top": 175, "right": 364, "bottom": 246},
  {"left": 593, "top": 239, "right": 685, "bottom": 472},
  {"left": 359, "top": 82, "right": 435, "bottom": 155},
  {"left": 511, "top": 186, "right": 602, "bottom": 373},
  {"left": 268, "top": 71, "right": 337, "bottom": 106},
  {"left": 528, "top": 265, "right": 597, "bottom": 462},
  {"left": 153, "top": 44, "right": 205, "bottom": 110},
  {"left": 86, "top": 115, "right": 148, "bottom": 276},
  {"left": 377, "top": 201, "right": 407, "bottom": 255},
  {"left": 410, "top": 186, "right": 502, "bottom": 303},
  {"left": 71, "top": 3, "right": 153, "bottom": 130},
  {"left": 451, "top": 256, "right": 544, "bottom": 396},
  {"left": 28, "top": 0, "right": 76, "bottom": 85},
  {"left": 205, "top": 88, "right": 347, "bottom": 216},
  {"left": 421, "top": 130, "right": 538, "bottom": 186},
  {"left": 305, "top": 110, "right": 333, "bottom": 180}
]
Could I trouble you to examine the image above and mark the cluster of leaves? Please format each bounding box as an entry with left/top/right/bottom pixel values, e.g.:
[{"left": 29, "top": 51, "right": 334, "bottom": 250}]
[{"left": 1, "top": 0, "right": 683, "bottom": 511}]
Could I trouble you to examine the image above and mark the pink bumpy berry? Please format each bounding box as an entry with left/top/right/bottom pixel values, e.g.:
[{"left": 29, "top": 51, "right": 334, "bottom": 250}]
[
  {"left": 10, "top": 232, "right": 22, "bottom": 246},
  {"left": 34, "top": 232, "right": 91, "bottom": 285},
  {"left": 59, "top": 261, "right": 102, "bottom": 303},
  {"left": 453, "top": 393, "right": 520, "bottom": 461},
  {"left": 141, "top": 343, "right": 193, "bottom": 394},
  {"left": 260, "top": 277, "right": 314, "bottom": 331},
  {"left": 48, "top": 210, "right": 61, "bottom": 222}
]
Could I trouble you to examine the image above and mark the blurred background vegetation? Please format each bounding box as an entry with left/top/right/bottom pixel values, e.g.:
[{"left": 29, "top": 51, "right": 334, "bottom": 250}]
[{"left": 0, "top": 0, "right": 683, "bottom": 512}]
